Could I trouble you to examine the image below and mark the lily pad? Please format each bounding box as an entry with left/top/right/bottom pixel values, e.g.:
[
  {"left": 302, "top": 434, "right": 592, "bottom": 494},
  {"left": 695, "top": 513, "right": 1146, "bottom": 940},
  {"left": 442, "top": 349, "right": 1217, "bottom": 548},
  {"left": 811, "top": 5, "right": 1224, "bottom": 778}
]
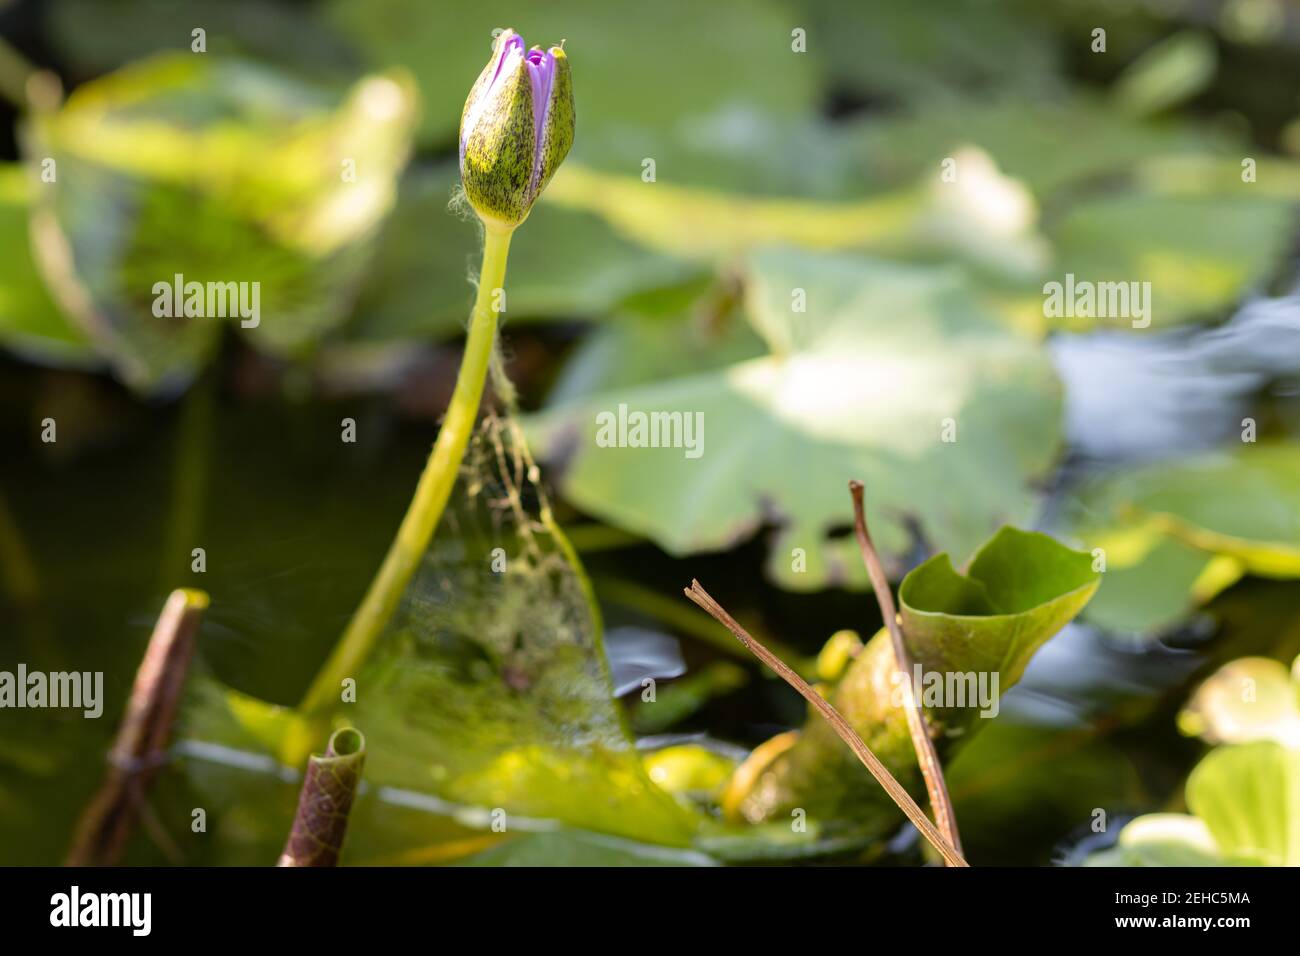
[
  {"left": 327, "top": 0, "right": 819, "bottom": 151},
  {"left": 345, "top": 166, "right": 698, "bottom": 343},
  {"left": 1187, "top": 740, "right": 1300, "bottom": 865},
  {"left": 794, "top": 0, "right": 1059, "bottom": 105},
  {"left": 1067, "top": 443, "right": 1300, "bottom": 631},
  {"left": 1087, "top": 740, "right": 1300, "bottom": 866},
  {"left": 527, "top": 248, "right": 1063, "bottom": 591},
  {"left": 1046, "top": 194, "right": 1295, "bottom": 330},
  {"left": 25, "top": 54, "right": 417, "bottom": 390},
  {"left": 0, "top": 165, "right": 95, "bottom": 365}
]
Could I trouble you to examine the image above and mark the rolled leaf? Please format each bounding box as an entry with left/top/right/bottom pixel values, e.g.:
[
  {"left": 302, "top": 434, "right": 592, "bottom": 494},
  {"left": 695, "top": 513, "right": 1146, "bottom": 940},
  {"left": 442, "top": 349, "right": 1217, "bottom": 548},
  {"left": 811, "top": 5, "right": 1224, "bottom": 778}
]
[
  {"left": 732, "top": 527, "right": 1099, "bottom": 832},
  {"left": 277, "top": 728, "right": 367, "bottom": 867}
]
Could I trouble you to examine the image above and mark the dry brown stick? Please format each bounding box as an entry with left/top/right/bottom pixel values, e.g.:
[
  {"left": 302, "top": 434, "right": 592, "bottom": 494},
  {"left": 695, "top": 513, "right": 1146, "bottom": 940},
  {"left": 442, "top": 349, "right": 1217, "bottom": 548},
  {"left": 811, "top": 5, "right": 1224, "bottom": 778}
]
[
  {"left": 848, "top": 479, "right": 963, "bottom": 860},
  {"left": 683, "top": 580, "right": 968, "bottom": 867},
  {"left": 65, "top": 588, "right": 208, "bottom": 866}
]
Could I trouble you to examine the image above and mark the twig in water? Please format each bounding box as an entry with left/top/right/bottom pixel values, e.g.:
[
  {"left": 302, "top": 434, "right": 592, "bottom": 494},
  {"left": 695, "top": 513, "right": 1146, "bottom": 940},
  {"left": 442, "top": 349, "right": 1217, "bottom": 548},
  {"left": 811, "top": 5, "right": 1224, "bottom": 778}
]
[
  {"left": 682, "top": 580, "right": 968, "bottom": 867},
  {"left": 849, "top": 479, "right": 963, "bottom": 859},
  {"left": 65, "top": 588, "right": 207, "bottom": 866}
]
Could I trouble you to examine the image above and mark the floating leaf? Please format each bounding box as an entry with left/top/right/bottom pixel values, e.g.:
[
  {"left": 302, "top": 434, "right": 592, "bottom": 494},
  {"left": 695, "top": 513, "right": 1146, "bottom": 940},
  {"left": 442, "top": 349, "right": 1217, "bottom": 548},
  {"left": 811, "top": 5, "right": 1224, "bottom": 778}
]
[
  {"left": 1046, "top": 194, "right": 1294, "bottom": 330},
  {"left": 1112, "top": 31, "right": 1218, "bottom": 116},
  {"left": 1087, "top": 740, "right": 1300, "bottom": 866},
  {"left": 1187, "top": 740, "right": 1300, "bottom": 865},
  {"left": 851, "top": 95, "right": 1232, "bottom": 200},
  {"left": 794, "top": 0, "right": 1059, "bottom": 105},
  {"left": 327, "top": 0, "right": 820, "bottom": 151},
  {"left": 25, "top": 54, "right": 417, "bottom": 390},
  {"left": 345, "top": 166, "right": 698, "bottom": 344},
  {"left": 527, "top": 248, "right": 1063, "bottom": 591},
  {"left": 1067, "top": 443, "right": 1300, "bottom": 631},
  {"left": 1077, "top": 534, "right": 1218, "bottom": 634},
  {"left": 0, "top": 165, "right": 94, "bottom": 365}
]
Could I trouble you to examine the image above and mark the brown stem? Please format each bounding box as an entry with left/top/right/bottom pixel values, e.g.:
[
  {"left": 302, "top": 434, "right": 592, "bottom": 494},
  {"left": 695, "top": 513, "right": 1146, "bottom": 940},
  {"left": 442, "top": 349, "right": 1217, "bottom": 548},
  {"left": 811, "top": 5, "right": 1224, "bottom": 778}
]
[
  {"left": 683, "top": 580, "right": 968, "bottom": 867},
  {"left": 848, "top": 479, "right": 963, "bottom": 860},
  {"left": 65, "top": 588, "right": 207, "bottom": 866}
]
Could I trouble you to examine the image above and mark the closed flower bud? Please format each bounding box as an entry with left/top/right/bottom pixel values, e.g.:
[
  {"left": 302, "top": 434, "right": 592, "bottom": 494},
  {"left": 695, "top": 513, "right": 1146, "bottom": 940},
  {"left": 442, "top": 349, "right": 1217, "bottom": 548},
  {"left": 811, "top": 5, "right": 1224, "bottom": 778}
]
[{"left": 459, "top": 29, "right": 574, "bottom": 231}]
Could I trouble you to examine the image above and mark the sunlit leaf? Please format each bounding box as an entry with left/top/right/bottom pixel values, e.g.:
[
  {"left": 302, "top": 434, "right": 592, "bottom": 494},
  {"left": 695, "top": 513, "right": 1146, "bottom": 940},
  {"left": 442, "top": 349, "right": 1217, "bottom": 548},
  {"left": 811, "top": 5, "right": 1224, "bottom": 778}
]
[
  {"left": 1046, "top": 194, "right": 1294, "bottom": 330},
  {"left": 527, "top": 248, "right": 1063, "bottom": 590},
  {"left": 345, "top": 166, "right": 698, "bottom": 343},
  {"left": 1112, "top": 31, "right": 1217, "bottom": 116},
  {"left": 25, "top": 54, "right": 416, "bottom": 390},
  {"left": 1179, "top": 656, "right": 1300, "bottom": 747},
  {"left": 179, "top": 413, "right": 703, "bottom": 853},
  {"left": 0, "top": 165, "right": 94, "bottom": 365},
  {"left": 1187, "top": 740, "right": 1300, "bottom": 865}
]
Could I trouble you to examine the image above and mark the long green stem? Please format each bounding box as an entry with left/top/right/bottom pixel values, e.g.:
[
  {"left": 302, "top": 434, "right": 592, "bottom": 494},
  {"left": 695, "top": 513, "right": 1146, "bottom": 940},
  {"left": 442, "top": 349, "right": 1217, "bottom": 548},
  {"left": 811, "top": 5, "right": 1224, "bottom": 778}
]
[{"left": 300, "top": 225, "right": 513, "bottom": 715}]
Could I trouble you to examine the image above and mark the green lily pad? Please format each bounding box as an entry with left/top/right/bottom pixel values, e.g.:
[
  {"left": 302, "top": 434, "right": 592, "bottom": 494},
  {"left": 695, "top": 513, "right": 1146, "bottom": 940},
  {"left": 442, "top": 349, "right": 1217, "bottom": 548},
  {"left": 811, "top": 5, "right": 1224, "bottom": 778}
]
[
  {"left": 1090, "top": 740, "right": 1300, "bottom": 866},
  {"left": 1187, "top": 740, "right": 1300, "bottom": 865},
  {"left": 0, "top": 165, "right": 95, "bottom": 365},
  {"left": 1078, "top": 534, "right": 1218, "bottom": 634},
  {"left": 26, "top": 54, "right": 417, "bottom": 390},
  {"left": 47, "top": 0, "right": 353, "bottom": 77},
  {"left": 327, "top": 0, "right": 819, "bottom": 151},
  {"left": 345, "top": 166, "right": 698, "bottom": 343},
  {"left": 1067, "top": 443, "right": 1300, "bottom": 631},
  {"left": 849, "top": 95, "right": 1231, "bottom": 200},
  {"left": 794, "top": 0, "right": 1059, "bottom": 105},
  {"left": 1046, "top": 194, "right": 1294, "bottom": 330},
  {"left": 527, "top": 248, "right": 1063, "bottom": 591}
]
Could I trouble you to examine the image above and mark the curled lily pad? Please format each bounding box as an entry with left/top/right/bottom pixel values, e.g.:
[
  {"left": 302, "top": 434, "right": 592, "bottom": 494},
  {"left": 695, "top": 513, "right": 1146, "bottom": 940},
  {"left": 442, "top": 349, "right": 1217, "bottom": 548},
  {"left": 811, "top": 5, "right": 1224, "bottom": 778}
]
[{"left": 730, "top": 527, "right": 1099, "bottom": 834}]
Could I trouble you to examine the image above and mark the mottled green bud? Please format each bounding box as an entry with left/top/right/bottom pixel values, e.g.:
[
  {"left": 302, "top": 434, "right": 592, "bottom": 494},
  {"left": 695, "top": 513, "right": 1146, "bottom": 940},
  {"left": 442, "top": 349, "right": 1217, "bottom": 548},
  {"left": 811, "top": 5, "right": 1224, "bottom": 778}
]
[{"left": 460, "top": 29, "right": 574, "bottom": 231}]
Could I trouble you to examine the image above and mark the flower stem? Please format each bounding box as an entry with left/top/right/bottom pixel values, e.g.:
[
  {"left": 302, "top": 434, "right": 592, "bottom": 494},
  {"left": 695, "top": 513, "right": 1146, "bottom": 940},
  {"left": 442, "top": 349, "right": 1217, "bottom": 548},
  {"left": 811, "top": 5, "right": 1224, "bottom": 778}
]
[{"left": 299, "top": 225, "right": 513, "bottom": 716}]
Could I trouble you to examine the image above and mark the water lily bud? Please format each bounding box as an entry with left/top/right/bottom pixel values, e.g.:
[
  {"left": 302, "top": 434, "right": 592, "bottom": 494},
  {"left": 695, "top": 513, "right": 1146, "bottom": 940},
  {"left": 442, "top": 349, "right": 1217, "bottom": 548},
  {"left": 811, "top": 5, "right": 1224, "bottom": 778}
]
[{"left": 460, "top": 29, "right": 574, "bottom": 231}]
